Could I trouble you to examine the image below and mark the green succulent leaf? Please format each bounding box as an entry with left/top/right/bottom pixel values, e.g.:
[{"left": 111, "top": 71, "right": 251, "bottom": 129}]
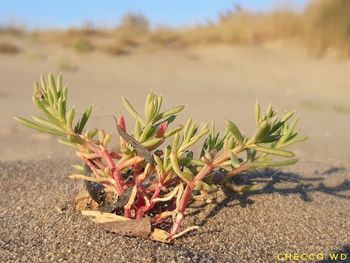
[
  {"left": 103, "top": 133, "right": 112, "bottom": 147},
  {"left": 247, "top": 159, "right": 298, "bottom": 168},
  {"left": 170, "top": 151, "right": 193, "bottom": 184},
  {"left": 75, "top": 105, "right": 92, "bottom": 134},
  {"left": 226, "top": 120, "right": 244, "bottom": 145},
  {"left": 86, "top": 128, "right": 98, "bottom": 138},
  {"left": 164, "top": 125, "right": 183, "bottom": 138},
  {"left": 249, "top": 145, "right": 295, "bottom": 158},
  {"left": 57, "top": 138, "right": 77, "bottom": 148},
  {"left": 122, "top": 97, "right": 145, "bottom": 126},
  {"left": 67, "top": 134, "right": 86, "bottom": 145},
  {"left": 155, "top": 105, "right": 185, "bottom": 122},
  {"left": 14, "top": 117, "right": 65, "bottom": 136},
  {"left": 31, "top": 116, "right": 64, "bottom": 132},
  {"left": 66, "top": 107, "right": 75, "bottom": 131},
  {"left": 140, "top": 121, "right": 154, "bottom": 142},
  {"left": 142, "top": 137, "right": 164, "bottom": 150},
  {"left": 72, "top": 164, "right": 84, "bottom": 172},
  {"left": 258, "top": 134, "right": 282, "bottom": 143},
  {"left": 255, "top": 99, "right": 261, "bottom": 125}
]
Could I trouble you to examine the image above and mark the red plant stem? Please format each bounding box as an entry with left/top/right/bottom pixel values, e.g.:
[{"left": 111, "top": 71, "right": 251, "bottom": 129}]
[
  {"left": 102, "top": 148, "right": 116, "bottom": 169},
  {"left": 135, "top": 163, "right": 151, "bottom": 185},
  {"left": 136, "top": 182, "right": 163, "bottom": 219},
  {"left": 110, "top": 151, "right": 122, "bottom": 159},
  {"left": 92, "top": 159, "right": 107, "bottom": 170},
  {"left": 190, "top": 164, "right": 213, "bottom": 188},
  {"left": 170, "top": 187, "right": 190, "bottom": 235},
  {"left": 135, "top": 169, "right": 170, "bottom": 218},
  {"left": 153, "top": 215, "right": 167, "bottom": 224},
  {"left": 134, "top": 163, "right": 143, "bottom": 178},
  {"left": 170, "top": 164, "right": 213, "bottom": 235},
  {"left": 99, "top": 148, "right": 126, "bottom": 195},
  {"left": 86, "top": 144, "right": 105, "bottom": 159},
  {"left": 112, "top": 168, "right": 124, "bottom": 195},
  {"left": 116, "top": 115, "right": 126, "bottom": 149},
  {"left": 124, "top": 208, "right": 132, "bottom": 218},
  {"left": 212, "top": 145, "right": 245, "bottom": 167},
  {"left": 170, "top": 152, "right": 250, "bottom": 235},
  {"left": 82, "top": 157, "right": 100, "bottom": 178},
  {"left": 227, "top": 165, "right": 249, "bottom": 177},
  {"left": 86, "top": 146, "right": 123, "bottom": 193}
]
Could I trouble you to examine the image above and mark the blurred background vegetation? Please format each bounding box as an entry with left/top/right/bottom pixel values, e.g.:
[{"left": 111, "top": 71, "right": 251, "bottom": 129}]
[{"left": 1, "top": 0, "right": 350, "bottom": 58}]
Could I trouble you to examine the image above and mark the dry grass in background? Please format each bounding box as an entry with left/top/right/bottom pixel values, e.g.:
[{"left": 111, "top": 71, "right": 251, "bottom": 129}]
[
  {"left": 0, "top": 41, "right": 20, "bottom": 54},
  {"left": 73, "top": 38, "right": 95, "bottom": 53},
  {"left": 183, "top": 0, "right": 350, "bottom": 57},
  {"left": 302, "top": 0, "right": 350, "bottom": 57},
  {"left": 1, "top": 0, "right": 349, "bottom": 57}
]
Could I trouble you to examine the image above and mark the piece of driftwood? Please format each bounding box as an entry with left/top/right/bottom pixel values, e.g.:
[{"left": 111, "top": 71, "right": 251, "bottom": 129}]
[
  {"left": 81, "top": 210, "right": 199, "bottom": 242},
  {"left": 81, "top": 210, "right": 151, "bottom": 238},
  {"left": 100, "top": 217, "right": 151, "bottom": 238}
]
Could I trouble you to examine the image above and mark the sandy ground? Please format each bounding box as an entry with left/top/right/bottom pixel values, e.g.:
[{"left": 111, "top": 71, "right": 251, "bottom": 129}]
[{"left": 0, "top": 39, "right": 350, "bottom": 262}]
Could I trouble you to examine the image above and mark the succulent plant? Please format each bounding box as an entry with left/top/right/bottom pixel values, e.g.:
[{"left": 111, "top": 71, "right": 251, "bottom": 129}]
[{"left": 15, "top": 73, "right": 307, "bottom": 241}]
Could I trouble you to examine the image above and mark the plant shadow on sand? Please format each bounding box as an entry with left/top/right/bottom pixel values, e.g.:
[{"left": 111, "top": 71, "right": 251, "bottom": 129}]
[{"left": 189, "top": 166, "right": 350, "bottom": 227}]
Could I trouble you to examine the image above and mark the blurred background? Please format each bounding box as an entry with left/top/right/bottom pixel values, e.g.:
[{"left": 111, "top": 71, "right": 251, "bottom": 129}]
[{"left": 0, "top": 0, "right": 349, "bottom": 164}]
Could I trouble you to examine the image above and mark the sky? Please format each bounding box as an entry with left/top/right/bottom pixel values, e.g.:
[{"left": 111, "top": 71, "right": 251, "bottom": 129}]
[{"left": 0, "top": 0, "right": 308, "bottom": 29}]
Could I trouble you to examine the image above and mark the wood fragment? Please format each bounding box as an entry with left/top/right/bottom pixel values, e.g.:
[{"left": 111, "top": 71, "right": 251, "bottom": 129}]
[
  {"left": 114, "top": 118, "right": 155, "bottom": 165},
  {"left": 150, "top": 228, "right": 171, "bottom": 243},
  {"left": 100, "top": 217, "right": 151, "bottom": 238},
  {"left": 81, "top": 210, "right": 129, "bottom": 223},
  {"left": 81, "top": 209, "right": 196, "bottom": 242},
  {"left": 82, "top": 210, "right": 153, "bottom": 239}
]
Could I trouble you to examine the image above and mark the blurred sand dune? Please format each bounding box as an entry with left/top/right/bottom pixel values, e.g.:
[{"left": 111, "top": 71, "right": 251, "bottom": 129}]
[{"left": 0, "top": 42, "right": 349, "bottom": 165}]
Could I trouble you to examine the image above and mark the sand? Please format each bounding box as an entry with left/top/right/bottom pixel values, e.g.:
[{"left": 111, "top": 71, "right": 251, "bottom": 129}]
[
  {"left": 1, "top": 159, "right": 349, "bottom": 262},
  {"left": 0, "top": 39, "right": 350, "bottom": 262}
]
